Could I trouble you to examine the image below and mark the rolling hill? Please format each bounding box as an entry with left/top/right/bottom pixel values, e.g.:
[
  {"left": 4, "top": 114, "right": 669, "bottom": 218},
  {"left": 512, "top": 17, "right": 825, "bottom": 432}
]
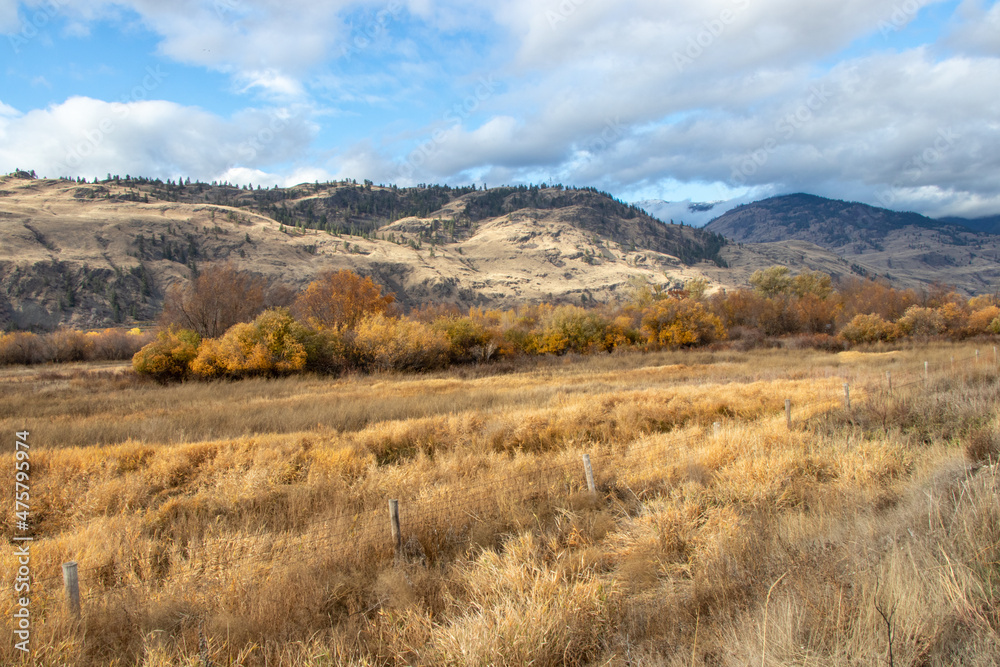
[
  {"left": 704, "top": 193, "right": 1000, "bottom": 295},
  {"left": 0, "top": 174, "right": 761, "bottom": 330}
]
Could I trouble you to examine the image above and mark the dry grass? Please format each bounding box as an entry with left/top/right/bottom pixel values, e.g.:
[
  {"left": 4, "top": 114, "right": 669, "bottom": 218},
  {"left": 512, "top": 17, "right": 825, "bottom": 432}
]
[{"left": 2, "top": 342, "right": 998, "bottom": 665}]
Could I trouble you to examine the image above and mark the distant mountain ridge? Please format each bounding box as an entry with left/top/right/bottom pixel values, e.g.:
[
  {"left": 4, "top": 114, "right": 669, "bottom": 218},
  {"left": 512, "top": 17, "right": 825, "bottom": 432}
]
[{"left": 705, "top": 193, "right": 1000, "bottom": 294}]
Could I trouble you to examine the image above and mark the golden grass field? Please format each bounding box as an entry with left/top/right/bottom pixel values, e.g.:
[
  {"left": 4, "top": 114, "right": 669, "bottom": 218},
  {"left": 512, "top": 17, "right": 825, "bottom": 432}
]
[{"left": 2, "top": 343, "right": 999, "bottom": 665}]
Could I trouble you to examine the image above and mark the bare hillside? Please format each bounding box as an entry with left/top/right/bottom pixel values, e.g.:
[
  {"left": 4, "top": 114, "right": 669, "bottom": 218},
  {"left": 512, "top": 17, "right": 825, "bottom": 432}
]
[{"left": 0, "top": 175, "right": 858, "bottom": 329}]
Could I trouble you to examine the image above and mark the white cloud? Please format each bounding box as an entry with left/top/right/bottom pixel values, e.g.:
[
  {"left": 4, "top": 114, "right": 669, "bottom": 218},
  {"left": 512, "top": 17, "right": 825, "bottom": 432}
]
[
  {"left": 0, "top": 0, "right": 18, "bottom": 33},
  {"left": 947, "top": 0, "right": 1000, "bottom": 55},
  {"left": 0, "top": 96, "right": 318, "bottom": 181}
]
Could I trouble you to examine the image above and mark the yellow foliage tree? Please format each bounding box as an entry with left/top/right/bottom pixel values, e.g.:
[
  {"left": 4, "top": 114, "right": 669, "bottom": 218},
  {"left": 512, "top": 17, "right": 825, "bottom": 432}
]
[
  {"left": 132, "top": 328, "right": 201, "bottom": 382},
  {"left": 641, "top": 299, "right": 725, "bottom": 350},
  {"left": 352, "top": 314, "right": 449, "bottom": 372},
  {"left": 191, "top": 309, "right": 308, "bottom": 378}
]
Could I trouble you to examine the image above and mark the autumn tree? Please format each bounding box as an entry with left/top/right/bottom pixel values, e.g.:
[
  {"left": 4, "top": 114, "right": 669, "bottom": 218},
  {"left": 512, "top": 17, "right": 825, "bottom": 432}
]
[
  {"left": 293, "top": 270, "right": 395, "bottom": 330},
  {"left": 749, "top": 265, "right": 793, "bottom": 297},
  {"left": 641, "top": 299, "right": 725, "bottom": 349},
  {"left": 159, "top": 263, "right": 269, "bottom": 338}
]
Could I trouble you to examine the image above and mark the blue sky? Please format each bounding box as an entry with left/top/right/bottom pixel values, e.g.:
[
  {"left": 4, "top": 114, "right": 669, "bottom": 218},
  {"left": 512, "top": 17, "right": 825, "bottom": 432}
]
[{"left": 1, "top": 0, "right": 998, "bottom": 220}]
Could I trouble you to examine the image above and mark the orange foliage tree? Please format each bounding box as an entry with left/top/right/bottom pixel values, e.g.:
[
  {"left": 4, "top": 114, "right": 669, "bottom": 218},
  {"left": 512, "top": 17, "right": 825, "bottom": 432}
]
[{"left": 293, "top": 270, "right": 395, "bottom": 330}]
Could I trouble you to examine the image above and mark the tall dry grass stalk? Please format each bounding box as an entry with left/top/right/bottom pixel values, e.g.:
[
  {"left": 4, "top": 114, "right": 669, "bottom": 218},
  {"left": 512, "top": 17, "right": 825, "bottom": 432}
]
[{"left": 1, "top": 342, "right": 998, "bottom": 665}]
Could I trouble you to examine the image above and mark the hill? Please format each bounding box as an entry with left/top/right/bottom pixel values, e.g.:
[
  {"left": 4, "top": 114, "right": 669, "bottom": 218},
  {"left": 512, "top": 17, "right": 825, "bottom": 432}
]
[
  {"left": 704, "top": 193, "right": 1000, "bottom": 295},
  {"left": 938, "top": 214, "right": 1000, "bottom": 236},
  {"left": 1, "top": 174, "right": 748, "bottom": 330}
]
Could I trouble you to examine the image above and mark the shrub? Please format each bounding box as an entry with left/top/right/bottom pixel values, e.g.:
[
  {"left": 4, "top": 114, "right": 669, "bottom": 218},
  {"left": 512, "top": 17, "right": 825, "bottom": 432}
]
[
  {"left": 794, "top": 293, "right": 842, "bottom": 334},
  {"left": 537, "top": 305, "right": 609, "bottom": 355},
  {"left": 351, "top": 314, "right": 449, "bottom": 372},
  {"left": 967, "top": 306, "right": 1000, "bottom": 336},
  {"left": 132, "top": 328, "right": 201, "bottom": 382},
  {"left": 897, "top": 306, "right": 945, "bottom": 338},
  {"left": 190, "top": 309, "right": 309, "bottom": 379},
  {"left": 641, "top": 299, "right": 725, "bottom": 349},
  {"left": 0, "top": 331, "right": 51, "bottom": 365},
  {"left": 48, "top": 328, "right": 93, "bottom": 362},
  {"left": 839, "top": 313, "right": 899, "bottom": 345},
  {"left": 434, "top": 316, "right": 497, "bottom": 362},
  {"left": 88, "top": 328, "right": 153, "bottom": 361}
]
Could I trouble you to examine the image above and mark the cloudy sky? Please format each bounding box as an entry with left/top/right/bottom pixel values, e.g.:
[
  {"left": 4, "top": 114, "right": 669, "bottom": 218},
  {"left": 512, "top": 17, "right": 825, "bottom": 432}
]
[{"left": 1, "top": 0, "right": 998, "bottom": 220}]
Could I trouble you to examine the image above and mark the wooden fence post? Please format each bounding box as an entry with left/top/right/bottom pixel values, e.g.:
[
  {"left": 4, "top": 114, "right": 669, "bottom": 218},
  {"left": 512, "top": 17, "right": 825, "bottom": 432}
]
[
  {"left": 886, "top": 371, "right": 892, "bottom": 393},
  {"left": 785, "top": 399, "right": 791, "bottom": 430},
  {"left": 843, "top": 383, "right": 851, "bottom": 411},
  {"left": 582, "top": 454, "right": 596, "bottom": 494},
  {"left": 388, "top": 499, "right": 402, "bottom": 559},
  {"left": 924, "top": 361, "right": 928, "bottom": 385},
  {"left": 62, "top": 561, "right": 80, "bottom": 618}
]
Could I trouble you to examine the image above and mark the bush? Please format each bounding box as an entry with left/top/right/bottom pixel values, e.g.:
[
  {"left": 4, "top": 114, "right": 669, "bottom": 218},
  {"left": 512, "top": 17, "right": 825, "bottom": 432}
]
[
  {"left": 537, "top": 305, "right": 609, "bottom": 355},
  {"left": 132, "top": 328, "right": 201, "bottom": 382},
  {"left": 191, "top": 309, "right": 309, "bottom": 379},
  {"left": 48, "top": 328, "right": 92, "bottom": 362},
  {"left": 839, "top": 313, "right": 899, "bottom": 345},
  {"left": 967, "top": 306, "right": 1000, "bottom": 336},
  {"left": 435, "top": 316, "right": 497, "bottom": 362},
  {"left": 641, "top": 299, "right": 725, "bottom": 349},
  {"left": 88, "top": 328, "right": 153, "bottom": 361},
  {"left": 0, "top": 331, "right": 51, "bottom": 365},
  {"left": 351, "top": 314, "right": 449, "bottom": 372},
  {"left": 897, "top": 306, "right": 946, "bottom": 338}
]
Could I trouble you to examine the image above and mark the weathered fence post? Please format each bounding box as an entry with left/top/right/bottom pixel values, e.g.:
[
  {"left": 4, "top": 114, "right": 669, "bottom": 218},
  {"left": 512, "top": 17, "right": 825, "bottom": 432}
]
[
  {"left": 62, "top": 561, "right": 80, "bottom": 618},
  {"left": 785, "top": 399, "right": 791, "bottom": 430},
  {"left": 388, "top": 499, "right": 402, "bottom": 559},
  {"left": 924, "top": 361, "right": 929, "bottom": 385},
  {"left": 886, "top": 371, "right": 892, "bottom": 393},
  {"left": 843, "top": 383, "right": 851, "bottom": 411},
  {"left": 582, "top": 454, "right": 596, "bottom": 495}
]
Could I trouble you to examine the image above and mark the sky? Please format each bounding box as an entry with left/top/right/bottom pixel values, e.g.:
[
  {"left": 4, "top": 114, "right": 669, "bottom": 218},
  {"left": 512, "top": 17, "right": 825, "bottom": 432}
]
[{"left": 0, "top": 0, "right": 998, "bottom": 221}]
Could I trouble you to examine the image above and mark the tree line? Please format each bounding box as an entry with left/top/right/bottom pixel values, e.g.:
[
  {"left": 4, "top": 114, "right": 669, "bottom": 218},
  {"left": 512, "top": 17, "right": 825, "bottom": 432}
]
[{"left": 116, "top": 264, "right": 1000, "bottom": 382}]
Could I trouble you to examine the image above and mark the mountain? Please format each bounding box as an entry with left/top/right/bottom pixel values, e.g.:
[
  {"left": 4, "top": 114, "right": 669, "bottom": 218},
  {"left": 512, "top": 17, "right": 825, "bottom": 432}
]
[
  {"left": 2, "top": 174, "right": 755, "bottom": 330},
  {"left": 937, "top": 215, "right": 1000, "bottom": 236},
  {"left": 704, "top": 193, "right": 1000, "bottom": 295}
]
